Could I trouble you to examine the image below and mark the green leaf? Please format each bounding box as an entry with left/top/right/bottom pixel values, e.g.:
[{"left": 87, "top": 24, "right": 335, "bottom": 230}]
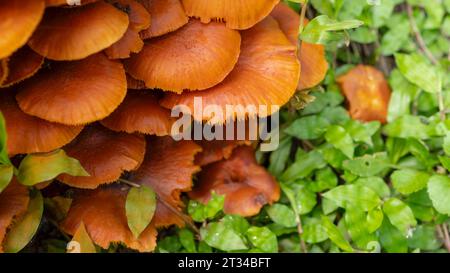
[
  {"left": 281, "top": 150, "right": 326, "bottom": 182},
  {"left": 17, "top": 149, "right": 89, "bottom": 186},
  {"left": 343, "top": 153, "right": 390, "bottom": 177},
  {"left": 188, "top": 192, "right": 224, "bottom": 222},
  {"left": 268, "top": 137, "right": 292, "bottom": 177},
  {"left": 321, "top": 216, "right": 353, "bottom": 252},
  {"left": 382, "top": 198, "right": 417, "bottom": 236},
  {"left": 266, "top": 204, "right": 297, "bottom": 228},
  {"left": 294, "top": 185, "right": 317, "bottom": 215},
  {"left": 68, "top": 222, "right": 96, "bottom": 253},
  {"left": 325, "top": 125, "right": 354, "bottom": 159},
  {"left": 301, "top": 15, "right": 363, "bottom": 44},
  {"left": 395, "top": 53, "right": 441, "bottom": 93},
  {"left": 344, "top": 120, "right": 380, "bottom": 146},
  {"left": 178, "top": 229, "right": 196, "bottom": 253},
  {"left": 387, "top": 70, "right": 421, "bottom": 123},
  {"left": 427, "top": 175, "right": 450, "bottom": 215},
  {"left": 367, "top": 208, "right": 384, "bottom": 233},
  {"left": 379, "top": 218, "right": 408, "bottom": 253},
  {"left": 383, "top": 115, "right": 431, "bottom": 139},
  {"left": 308, "top": 167, "right": 338, "bottom": 192},
  {"left": 391, "top": 169, "right": 430, "bottom": 195},
  {"left": 303, "top": 218, "right": 328, "bottom": 244},
  {"left": 285, "top": 116, "right": 330, "bottom": 140},
  {"left": 344, "top": 208, "right": 376, "bottom": 249},
  {"left": 125, "top": 185, "right": 156, "bottom": 238},
  {"left": 200, "top": 222, "right": 248, "bottom": 251},
  {"left": 323, "top": 184, "right": 381, "bottom": 211},
  {"left": 246, "top": 226, "right": 278, "bottom": 253},
  {"left": 407, "top": 225, "right": 442, "bottom": 251},
  {"left": 0, "top": 164, "right": 13, "bottom": 193},
  {"left": 0, "top": 111, "right": 10, "bottom": 165},
  {"left": 354, "top": 177, "right": 391, "bottom": 199},
  {"left": 4, "top": 190, "right": 44, "bottom": 253}
]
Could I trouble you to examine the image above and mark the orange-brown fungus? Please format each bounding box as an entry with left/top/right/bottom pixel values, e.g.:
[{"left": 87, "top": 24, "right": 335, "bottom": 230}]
[
  {"left": 61, "top": 186, "right": 157, "bottom": 252},
  {"left": 28, "top": 1, "right": 129, "bottom": 61},
  {"left": 0, "top": 59, "right": 8, "bottom": 86},
  {"left": 0, "top": 0, "right": 45, "bottom": 59},
  {"left": 45, "top": 0, "right": 99, "bottom": 7},
  {"left": 16, "top": 53, "right": 127, "bottom": 125},
  {"left": 182, "top": 0, "right": 280, "bottom": 30},
  {"left": 1, "top": 46, "right": 44, "bottom": 87},
  {"left": 271, "top": 3, "right": 328, "bottom": 90},
  {"left": 337, "top": 65, "right": 391, "bottom": 123},
  {"left": 0, "top": 180, "right": 30, "bottom": 253},
  {"left": 132, "top": 137, "right": 202, "bottom": 227},
  {"left": 105, "top": 0, "right": 151, "bottom": 59},
  {"left": 195, "top": 140, "right": 249, "bottom": 166},
  {"left": 189, "top": 146, "right": 280, "bottom": 217},
  {"left": 58, "top": 125, "right": 146, "bottom": 189},
  {"left": 0, "top": 91, "right": 83, "bottom": 156},
  {"left": 138, "top": 0, "right": 189, "bottom": 39},
  {"left": 126, "top": 74, "right": 147, "bottom": 89},
  {"left": 101, "top": 91, "right": 175, "bottom": 136},
  {"left": 125, "top": 19, "right": 241, "bottom": 93},
  {"left": 161, "top": 17, "right": 300, "bottom": 122}
]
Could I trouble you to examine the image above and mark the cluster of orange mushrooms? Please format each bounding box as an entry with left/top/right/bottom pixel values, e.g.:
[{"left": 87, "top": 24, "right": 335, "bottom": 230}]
[{"left": 0, "top": 0, "right": 333, "bottom": 252}]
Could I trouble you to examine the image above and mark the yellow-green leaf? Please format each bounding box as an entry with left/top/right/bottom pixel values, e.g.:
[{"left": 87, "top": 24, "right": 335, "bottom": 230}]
[
  {"left": 126, "top": 185, "right": 157, "bottom": 238},
  {"left": 0, "top": 164, "right": 13, "bottom": 193},
  {"left": 67, "top": 222, "right": 96, "bottom": 253}
]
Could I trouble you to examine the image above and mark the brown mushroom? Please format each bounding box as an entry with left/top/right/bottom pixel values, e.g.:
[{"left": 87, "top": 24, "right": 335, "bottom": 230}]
[
  {"left": 189, "top": 146, "right": 280, "bottom": 217},
  {"left": 28, "top": 1, "right": 129, "bottom": 60},
  {"left": 0, "top": 46, "right": 44, "bottom": 88},
  {"left": 16, "top": 53, "right": 127, "bottom": 125},
  {"left": 125, "top": 19, "right": 241, "bottom": 93},
  {"left": 58, "top": 125, "right": 146, "bottom": 189},
  {"left": 337, "top": 65, "right": 391, "bottom": 123},
  {"left": 181, "top": 0, "right": 280, "bottom": 30}
]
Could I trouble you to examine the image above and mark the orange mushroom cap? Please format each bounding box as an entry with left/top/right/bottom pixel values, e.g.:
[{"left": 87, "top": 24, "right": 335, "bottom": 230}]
[
  {"left": 1, "top": 46, "right": 44, "bottom": 88},
  {"left": 0, "top": 90, "right": 83, "bottom": 156},
  {"left": 0, "top": 0, "right": 45, "bottom": 59},
  {"left": 160, "top": 16, "right": 300, "bottom": 122},
  {"left": 271, "top": 3, "right": 329, "bottom": 90},
  {"left": 0, "top": 59, "right": 8, "bottom": 86},
  {"left": 125, "top": 19, "right": 241, "bottom": 93},
  {"left": 16, "top": 53, "right": 127, "bottom": 125},
  {"left": 0, "top": 180, "right": 30, "bottom": 253},
  {"left": 58, "top": 125, "right": 146, "bottom": 189},
  {"left": 45, "top": 0, "right": 99, "bottom": 7},
  {"left": 101, "top": 91, "right": 175, "bottom": 136},
  {"left": 61, "top": 186, "right": 157, "bottom": 252},
  {"left": 190, "top": 146, "right": 280, "bottom": 217},
  {"left": 138, "top": 0, "right": 189, "bottom": 39},
  {"left": 28, "top": 1, "right": 129, "bottom": 61},
  {"left": 105, "top": 0, "right": 151, "bottom": 59},
  {"left": 337, "top": 65, "right": 391, "bottom": 123},
  {"left": 182, "top": 0, "right": 280, "bottom": 30},
  {"left": 194, "top": 140, "right": 246, "bottom": 166},
  {"left": 126, "top": 74, "right": 147, "bottom": 90},
  {"left": 132, "top": 136, "right": 202, "bottom": 227}
]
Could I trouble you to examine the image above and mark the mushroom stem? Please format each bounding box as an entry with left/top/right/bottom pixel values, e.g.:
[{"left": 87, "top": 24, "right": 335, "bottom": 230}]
[
  {"left": 297, "top": 0, "right": 309, "bottom": 60},
  {"left": 118, "top": 178, "right": 141, "bottom": 188}
]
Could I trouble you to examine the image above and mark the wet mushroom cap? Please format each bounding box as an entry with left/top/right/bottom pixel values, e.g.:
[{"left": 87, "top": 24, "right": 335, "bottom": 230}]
[
  {"left": 194, "top": 140, "right": 249, "bottom": 166},
  {"left": 160, "top": 16, "right": 300, "bottom": 122},
  {"left": 138, "top": 0, "right": 189, "bottom": 39},
  {"left": 337, "top": 65, "right": 391, "bottom": 123},
  {"left": 0, "top": 0, "right": 45, "bottom": 59},
  {"left": 61, "top": 186, "right": 157, "bottom": 252},
  {"left": 189, "top": 146, "right": 280, "bottom": 217},
  {"left": 271, "top": 2, "right": 328, "bottom": 90},
  {"left": 28, "top": 1, "right": 129, "bottom": 61},
  {"left": 0, "top": 90, "right": 83, "bottom": 156},
  {"left": 125, "top": 19, "right": 241, "bottom": 93},
  {"left": 132, "top": 136, "right": 202, "bottom": 227},
  {"left": 0, "top": 180, "right": 30, "bottom": 253},
  {"left": 101, "top": 91, "right": 175, "bottom": 136},
  {"left": 1, "top": 46, "right": 44, "bottom": 87},
  {"left": 182, "top": 0, "right": 280, "bottom": 30},
  {"left": 58, "top": 125, "right": 146, "bottom": 189},
  {"left": 16, "top": 53, "right": 127, "bottom": 125},
  {"left": 105, "top": 0, "right": 151, "bottom": 59}
]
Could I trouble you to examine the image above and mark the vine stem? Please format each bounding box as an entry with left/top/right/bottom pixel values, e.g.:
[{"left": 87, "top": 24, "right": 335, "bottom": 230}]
[
  {"left": 297, "top": 0, "right": 309, "bottom": 59},
  {"left": 441, "top": 224, "right": 450, "bottom": 253},
  {"left": 295, "top": 214, "right": 308, "bottom": 253}
]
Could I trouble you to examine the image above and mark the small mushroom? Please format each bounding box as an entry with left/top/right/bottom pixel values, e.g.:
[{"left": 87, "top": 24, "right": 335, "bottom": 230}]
[
  {"left": 105, "top": 0, "right": 151, "bottom": 59},
  {"left": 138, "top": 0, "right": 189, "bottom": 39},
  {"left": 16, "top": 53, "right": 127, "bottom": 125},
  {"left": 160, "top": 17, "right": 300, "bottom": 122},
  {"left": 61, "top": 186, "right": 157, "bottom": 252},
  {"left": 101, "top": 91, "right": 175, "bottom": 136},
  {"left": 0, "top": 46, "right": 44, "bottom": 88},
  {"left": 28, "top": 1, "right": 129, "bottom": 61},
  {"left": 125, "top": 19, "right": 241, "bottom": 93},
  {"left": 0, "top": 90, "right": 83, "bottom": 156},
  {"left": 58, "top": 124, "right": 146, "bottom": 189},
  {"left": 0, "top": 180, "right": 30, "bottom": 253},
  {"left": 0, "top": 0, "right": 45, "bottom": 59},
  {"left": 182, "top": 0, "right": 280, "bottom": 30},
  {"left": 337, "top": 65, "right": 391, "bottom": 123},
  {"left": 190, "top": 146, "right": 280, "bottom": 217},
  {"left": 271, "top": 2, "right": 329, "bottom": 90}
]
